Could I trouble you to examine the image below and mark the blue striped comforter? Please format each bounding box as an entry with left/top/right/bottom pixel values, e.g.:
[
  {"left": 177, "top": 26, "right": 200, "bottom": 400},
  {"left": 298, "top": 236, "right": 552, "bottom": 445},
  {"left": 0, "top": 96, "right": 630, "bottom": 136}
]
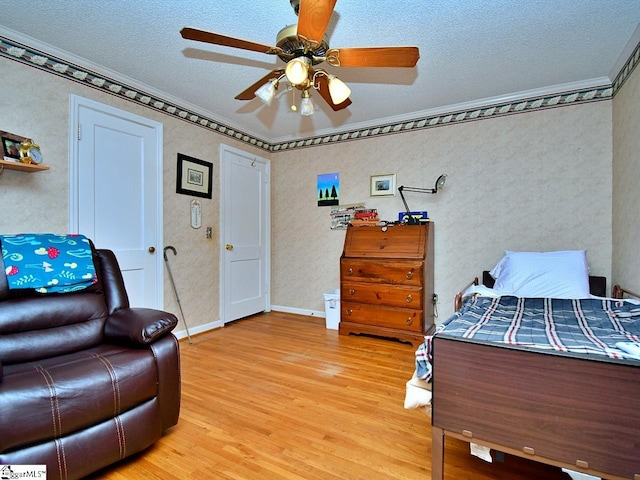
[{"left": 415, "top": 296, "right": 640, "bottom": 381}]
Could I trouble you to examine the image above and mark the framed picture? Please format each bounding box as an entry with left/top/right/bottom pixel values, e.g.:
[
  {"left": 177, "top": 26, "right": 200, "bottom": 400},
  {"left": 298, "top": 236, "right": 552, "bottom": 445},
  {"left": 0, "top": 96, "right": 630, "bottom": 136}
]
[
  {"left": 2, "top": 135, "right": 23, "bottom": 161},
  {"left": 317, "top": 172, "right": 340, "bottom": 207},
  {"left": 370, "top": 173, "right": 396, "bottom": 197},
  {"left": 176, "top": 153, "right": 213, "bottom": 199}
]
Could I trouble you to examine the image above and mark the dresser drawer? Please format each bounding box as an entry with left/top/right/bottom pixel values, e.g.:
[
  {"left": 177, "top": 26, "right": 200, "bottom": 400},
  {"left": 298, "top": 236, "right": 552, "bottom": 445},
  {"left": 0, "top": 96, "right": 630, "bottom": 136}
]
[
  {"left": 341, "top": 259, "right": 423, "bottom": 286},
  {"left": 341, "top": 302, "right": 423, "bottom": 332},
  {"left": 342, "top": 281, "right": 423, "bottom": 309},
  {"left": 342, "top": 224, "right": 426, "bottom": 258}
]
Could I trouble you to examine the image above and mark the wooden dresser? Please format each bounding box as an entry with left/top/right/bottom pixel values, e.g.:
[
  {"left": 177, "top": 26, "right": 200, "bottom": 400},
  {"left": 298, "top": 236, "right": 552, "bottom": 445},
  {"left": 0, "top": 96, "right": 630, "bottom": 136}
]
[{"left": 339, "top": 222, "right": 434, "bottom": 346}]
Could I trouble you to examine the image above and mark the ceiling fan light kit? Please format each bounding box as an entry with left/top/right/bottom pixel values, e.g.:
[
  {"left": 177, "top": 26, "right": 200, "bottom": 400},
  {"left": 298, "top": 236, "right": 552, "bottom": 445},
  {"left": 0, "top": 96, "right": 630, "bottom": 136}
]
[
  {"left": 300, "top": 89, "right": 315, "bottom": 116},
  {"left": 285, "top": 56, "right": 311, "bottom": 85},
  {"left": 255, "top": 79, "right": 279, "bottom": 106},
  {"left": 180, "top": 0, "right": 419, "bottom": 119},
  {"left": 327, "top": 75, "right": 351, "bottom": 104}
]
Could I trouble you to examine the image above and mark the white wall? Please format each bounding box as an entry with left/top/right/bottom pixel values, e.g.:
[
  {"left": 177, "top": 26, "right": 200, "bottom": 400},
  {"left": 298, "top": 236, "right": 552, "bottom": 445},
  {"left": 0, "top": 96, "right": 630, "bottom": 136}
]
[
  {"left": 1, "top": 53, "right": 626, "bottom": 329},
  {"left": 0, "top": 58, "right": 265, "bottom": 334},
  {"left": 612, "top": 61, "right": 640, "bottom": 290},
  {"left": 271, "top": 101, "right": 613, "bottom": 320}
]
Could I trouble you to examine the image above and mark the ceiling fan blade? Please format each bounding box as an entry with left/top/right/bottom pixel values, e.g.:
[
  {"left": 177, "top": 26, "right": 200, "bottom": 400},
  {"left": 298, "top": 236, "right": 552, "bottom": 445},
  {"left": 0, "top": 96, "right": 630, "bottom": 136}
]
[
  {"left": 235, "top": 69, "right": 285, "bottom": 100},
  {"left": 328, "top": 46, "right": 420, "bottom": 68},
  {"left": 181, "top": 27, "right": 279, "bottom": 55},
  {"left": 315, "top": 74, "right": 351, "bottom": 111},
  {"left": 297, "top": 0, "right": 337, "bottom": 45}
]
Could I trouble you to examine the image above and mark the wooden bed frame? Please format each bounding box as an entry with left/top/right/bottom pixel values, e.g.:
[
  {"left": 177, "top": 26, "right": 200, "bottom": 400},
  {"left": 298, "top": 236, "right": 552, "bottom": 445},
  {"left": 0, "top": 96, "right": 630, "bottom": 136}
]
[{"left": 433, "top": 274, "right": 640, "bottom": 480}]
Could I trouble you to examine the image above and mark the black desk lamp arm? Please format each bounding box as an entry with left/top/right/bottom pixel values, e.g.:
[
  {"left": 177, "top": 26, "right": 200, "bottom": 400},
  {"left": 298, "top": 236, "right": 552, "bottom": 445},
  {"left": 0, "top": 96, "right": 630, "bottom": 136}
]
[{"left": 397, "top": 175, "right": 447, "bottom": 225}]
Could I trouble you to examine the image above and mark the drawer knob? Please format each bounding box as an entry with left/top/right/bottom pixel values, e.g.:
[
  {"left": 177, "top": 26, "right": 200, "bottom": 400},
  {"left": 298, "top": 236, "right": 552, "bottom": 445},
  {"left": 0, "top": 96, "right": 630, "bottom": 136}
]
[
  {"left": 347, "top": 268, "right": 353, "bottom": 275},
  {"left": 406, "top": 294, "right": 413, "bottom": 303},
  {"left": 349, "top": 289, "right": 355, "bottom": 295},
  {"left": 406, "top": 317, "right": 413, "bottom": 325},
  {"left": 406, "top": 271, "right": 413, "bottom": 280},
  {"left": 346, "top": 309, "right": 352, "bottom": 316}
]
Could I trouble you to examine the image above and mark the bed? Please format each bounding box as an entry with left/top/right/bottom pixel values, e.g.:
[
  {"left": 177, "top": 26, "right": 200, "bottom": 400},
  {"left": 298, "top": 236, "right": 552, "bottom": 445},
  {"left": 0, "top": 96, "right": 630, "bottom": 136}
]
[{"left": 409, "top": 250, "right": 640, "bottom": 480}]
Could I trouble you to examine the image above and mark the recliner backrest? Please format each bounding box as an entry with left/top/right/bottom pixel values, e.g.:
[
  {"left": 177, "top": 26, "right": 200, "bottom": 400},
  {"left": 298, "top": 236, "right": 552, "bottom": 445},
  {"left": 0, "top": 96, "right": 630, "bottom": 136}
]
[{"left": 0, "top": 246, "right": 129, "bottom": 365}]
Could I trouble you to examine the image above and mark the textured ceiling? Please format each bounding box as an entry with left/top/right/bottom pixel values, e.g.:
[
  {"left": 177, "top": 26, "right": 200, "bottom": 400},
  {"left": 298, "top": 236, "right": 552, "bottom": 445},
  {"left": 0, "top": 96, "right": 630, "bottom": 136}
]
[{"left": 1, "top": 0, "right": 639, "bottom": 143}]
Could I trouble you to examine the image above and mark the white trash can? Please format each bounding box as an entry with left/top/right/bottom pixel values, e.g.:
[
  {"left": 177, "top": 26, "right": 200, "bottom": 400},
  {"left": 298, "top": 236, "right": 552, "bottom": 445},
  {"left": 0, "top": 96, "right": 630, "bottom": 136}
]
[{"left": 323, "top": 289, "right": 340, "bottom": 330}]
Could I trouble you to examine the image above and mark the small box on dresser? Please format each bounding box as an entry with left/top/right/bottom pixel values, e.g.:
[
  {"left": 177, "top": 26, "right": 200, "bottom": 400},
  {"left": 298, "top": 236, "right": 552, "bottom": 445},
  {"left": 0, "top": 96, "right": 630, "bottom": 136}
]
[{"left": 339, "top": 222, "right": 434, "bottom": 346}]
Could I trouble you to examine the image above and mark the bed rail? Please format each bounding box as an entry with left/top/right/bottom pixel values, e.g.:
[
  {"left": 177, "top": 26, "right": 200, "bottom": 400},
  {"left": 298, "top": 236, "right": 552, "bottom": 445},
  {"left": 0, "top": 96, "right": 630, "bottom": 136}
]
[
  {"left": 613, "top": 284, "right": 640, "bottom": 300},
  {"left": 453, "top": 277, "right": 478, "bottom": 311}
]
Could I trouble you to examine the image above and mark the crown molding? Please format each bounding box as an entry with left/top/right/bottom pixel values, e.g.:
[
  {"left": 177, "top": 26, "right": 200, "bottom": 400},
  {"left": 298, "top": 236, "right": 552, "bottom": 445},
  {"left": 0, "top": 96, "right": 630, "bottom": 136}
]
[
  {"left": 268, "top": 84, "right": 614, "bottom": 151},
  {"left": 610, "top": 22, "right": 640, "bottom": 82},
  {"left": 2, "top": 26, "right": 637, "bottom": 153},
  {"left": 267, "top": 77, "right": 612, "bottom": 145},
  {"left": 0, "top": 27, "right": 272, "bottom": 151},
  {"left": 611, "top": 29, "right": 640, "bottom": 95}
]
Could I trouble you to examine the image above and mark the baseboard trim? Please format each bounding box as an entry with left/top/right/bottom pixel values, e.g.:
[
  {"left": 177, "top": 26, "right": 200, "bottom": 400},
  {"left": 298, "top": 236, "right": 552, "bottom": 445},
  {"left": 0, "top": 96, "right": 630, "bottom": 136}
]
[
  {"left": 173, "top": 307, "right": 326, "bottom": 340},
  {"left": 173, "top": 319, "right": 223, "bottom": 341},
  {"left": 270, "top": 305, "right": 325, "bottom": 318}
]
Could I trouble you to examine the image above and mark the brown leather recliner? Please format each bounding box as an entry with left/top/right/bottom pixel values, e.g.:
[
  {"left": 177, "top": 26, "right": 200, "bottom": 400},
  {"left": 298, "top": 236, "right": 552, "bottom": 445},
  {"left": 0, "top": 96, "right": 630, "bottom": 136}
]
[{"left": 0, "top": 246, "right": 181, "bottom": 479}]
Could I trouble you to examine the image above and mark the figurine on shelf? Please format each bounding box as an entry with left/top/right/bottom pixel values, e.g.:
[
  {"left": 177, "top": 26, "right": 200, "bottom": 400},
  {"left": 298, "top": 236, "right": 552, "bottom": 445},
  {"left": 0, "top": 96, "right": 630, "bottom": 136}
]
[{"left": 19, "top": 138, "right": 43, "bottom": 165}]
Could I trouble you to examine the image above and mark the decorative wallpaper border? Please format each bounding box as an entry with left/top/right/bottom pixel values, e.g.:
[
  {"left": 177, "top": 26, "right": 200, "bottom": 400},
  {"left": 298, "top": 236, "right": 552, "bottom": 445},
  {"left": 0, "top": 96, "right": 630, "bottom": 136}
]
[
  {"left": 270, "top": 86, "right": 614, "bottom": 151},
  {"left": 1, "top": 34, "right": 637, "bottom": 153},
  {"left": 0, "top": 35, "right": 272, "bottom": 152},
  {"left": 612, "top": 38, "right": 640, "bottom": 95}
]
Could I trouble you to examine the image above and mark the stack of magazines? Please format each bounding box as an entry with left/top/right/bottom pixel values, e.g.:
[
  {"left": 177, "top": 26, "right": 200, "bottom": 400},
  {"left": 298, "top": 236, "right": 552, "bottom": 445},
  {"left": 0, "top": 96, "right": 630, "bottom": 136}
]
[{"left": 330, "top": 203, "right": 372, "bottom": 229}]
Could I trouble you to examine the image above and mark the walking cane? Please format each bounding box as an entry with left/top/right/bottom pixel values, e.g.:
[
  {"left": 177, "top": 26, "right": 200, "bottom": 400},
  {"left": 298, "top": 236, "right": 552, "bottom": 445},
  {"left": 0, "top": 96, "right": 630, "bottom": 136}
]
[{"left": 163, "top": 246, "right": 192, "bottom": 344}]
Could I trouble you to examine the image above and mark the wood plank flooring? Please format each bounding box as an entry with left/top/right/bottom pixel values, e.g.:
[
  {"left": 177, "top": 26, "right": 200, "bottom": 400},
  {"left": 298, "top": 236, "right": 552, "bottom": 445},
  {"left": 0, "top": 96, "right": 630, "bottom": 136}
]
[{"left": 87, "top": 311, "right": 576, "bottom": 479}]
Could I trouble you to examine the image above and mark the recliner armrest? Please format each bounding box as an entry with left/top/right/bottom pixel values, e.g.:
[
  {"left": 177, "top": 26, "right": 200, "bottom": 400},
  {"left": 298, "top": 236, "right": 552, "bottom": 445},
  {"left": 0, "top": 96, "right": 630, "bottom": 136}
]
[{"left": 105, "top": 308, "right": 178, "bottom": 346}]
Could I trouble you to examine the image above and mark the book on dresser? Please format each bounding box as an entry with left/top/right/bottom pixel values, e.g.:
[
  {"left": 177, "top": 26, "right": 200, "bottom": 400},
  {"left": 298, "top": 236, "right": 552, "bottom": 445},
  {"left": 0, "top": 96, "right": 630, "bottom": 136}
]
[{"left": 339, "top": 222, "right": 435, "bottom": 346}]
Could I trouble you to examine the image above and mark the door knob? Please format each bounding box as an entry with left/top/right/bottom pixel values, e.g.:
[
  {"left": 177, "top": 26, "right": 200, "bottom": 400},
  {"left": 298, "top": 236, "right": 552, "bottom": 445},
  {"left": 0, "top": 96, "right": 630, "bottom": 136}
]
[
  {"left": 225, "top": 244, "right": 234, "bottom": 251},
  {"left": 148, "top": 246, "right": 156, "bottom": 253}
]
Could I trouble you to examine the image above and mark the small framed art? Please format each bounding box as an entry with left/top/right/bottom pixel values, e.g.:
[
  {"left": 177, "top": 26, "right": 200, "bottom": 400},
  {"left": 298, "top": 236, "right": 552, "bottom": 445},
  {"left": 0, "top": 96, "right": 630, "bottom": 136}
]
[
  {"left": 370, "top": 173, "right": 396, "bottom": 197},
  {"left": 2, "top": 135, "right": 22, "bottom": 161},
  {"left": 176, "top": 153, "right": 213, "bottom": 199},
  {"left": 317, "top": 172, "right": 340, "bottom": 206}
]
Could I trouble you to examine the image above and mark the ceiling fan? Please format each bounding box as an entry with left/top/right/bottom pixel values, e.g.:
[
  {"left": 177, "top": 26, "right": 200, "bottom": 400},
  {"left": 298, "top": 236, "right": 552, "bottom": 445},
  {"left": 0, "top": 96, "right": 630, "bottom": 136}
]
[{"left": 180, "top": 0, "right": 419, "bottom": 116}]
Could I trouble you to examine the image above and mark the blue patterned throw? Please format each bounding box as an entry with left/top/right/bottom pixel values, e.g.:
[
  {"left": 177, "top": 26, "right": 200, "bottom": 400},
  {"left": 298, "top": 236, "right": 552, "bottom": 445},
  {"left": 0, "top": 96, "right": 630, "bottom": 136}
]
[{"left": 1, "top": 234, "right": 96, "bottom": 293}]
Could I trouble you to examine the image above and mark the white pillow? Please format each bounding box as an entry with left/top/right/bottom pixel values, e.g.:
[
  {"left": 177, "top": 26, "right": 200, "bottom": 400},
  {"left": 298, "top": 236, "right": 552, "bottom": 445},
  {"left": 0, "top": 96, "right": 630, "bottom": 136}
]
[{"left": 491, "top": 250, "right": 591, "bottom": 299}]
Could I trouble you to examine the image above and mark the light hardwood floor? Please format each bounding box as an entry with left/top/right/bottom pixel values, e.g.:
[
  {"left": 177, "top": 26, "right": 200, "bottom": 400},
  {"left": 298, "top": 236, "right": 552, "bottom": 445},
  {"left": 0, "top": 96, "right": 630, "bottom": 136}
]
[{"left": 88, "top": 312, "right": 575, "bottom": 479}]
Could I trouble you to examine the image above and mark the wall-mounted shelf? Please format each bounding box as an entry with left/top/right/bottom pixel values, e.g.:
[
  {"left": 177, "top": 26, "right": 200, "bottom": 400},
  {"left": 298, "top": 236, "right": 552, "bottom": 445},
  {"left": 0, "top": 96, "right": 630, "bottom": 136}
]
[{"left": 0, "top": 159, "right": 49, "bottom": 173}]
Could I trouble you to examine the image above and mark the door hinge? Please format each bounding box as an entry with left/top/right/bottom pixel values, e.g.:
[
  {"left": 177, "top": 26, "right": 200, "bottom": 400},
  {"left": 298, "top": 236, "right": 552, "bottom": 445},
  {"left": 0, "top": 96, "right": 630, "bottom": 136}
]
[{"left": 77, "top": 123, "right": 82, "bottom": 141}]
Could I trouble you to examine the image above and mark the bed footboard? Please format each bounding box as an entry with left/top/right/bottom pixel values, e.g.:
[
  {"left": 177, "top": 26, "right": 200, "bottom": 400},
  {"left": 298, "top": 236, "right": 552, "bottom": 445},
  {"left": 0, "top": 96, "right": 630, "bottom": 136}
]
[{"left": 431, "top": 336, "right": 640, "bottom": 480}]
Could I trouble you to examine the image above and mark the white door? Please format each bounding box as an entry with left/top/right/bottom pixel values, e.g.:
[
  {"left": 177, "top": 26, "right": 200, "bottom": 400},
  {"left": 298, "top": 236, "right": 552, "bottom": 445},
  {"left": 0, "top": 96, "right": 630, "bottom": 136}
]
[
  {"left": 220, "top": 144, "right": 270, "bottom": 323},
  {"left": 69, "top": 95, "right": 163, "bottom": 309}
]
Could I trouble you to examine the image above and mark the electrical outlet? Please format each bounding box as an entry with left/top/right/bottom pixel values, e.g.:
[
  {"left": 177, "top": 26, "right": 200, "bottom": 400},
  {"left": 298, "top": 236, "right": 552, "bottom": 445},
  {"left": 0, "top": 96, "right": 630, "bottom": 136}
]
[{"left": 205, "top": 227, "right": 212, "bottom": 239}]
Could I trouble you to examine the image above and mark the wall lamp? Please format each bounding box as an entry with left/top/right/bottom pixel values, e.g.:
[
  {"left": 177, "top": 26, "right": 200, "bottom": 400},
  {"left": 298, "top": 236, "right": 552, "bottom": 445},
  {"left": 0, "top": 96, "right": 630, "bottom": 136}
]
[{"left": 398, "top": 174, "right": 447, "bottom": 225}]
